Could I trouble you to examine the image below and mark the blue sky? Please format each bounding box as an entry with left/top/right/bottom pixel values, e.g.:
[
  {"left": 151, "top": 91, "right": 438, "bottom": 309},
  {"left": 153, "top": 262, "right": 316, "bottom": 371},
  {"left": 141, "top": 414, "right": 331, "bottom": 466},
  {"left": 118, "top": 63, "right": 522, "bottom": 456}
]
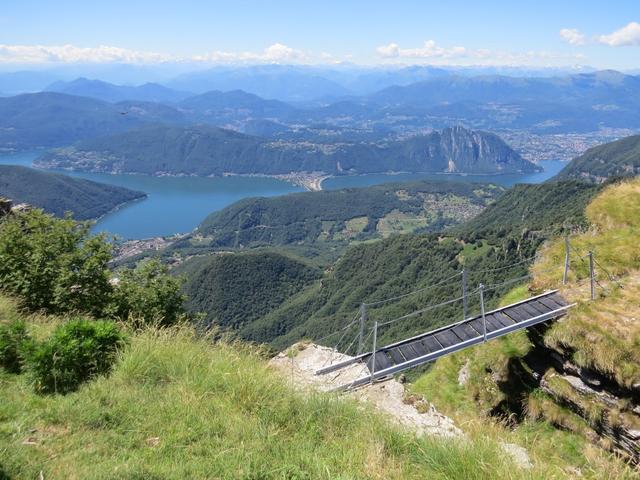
[{"left": 1, "top": 0, "right": 639, "bottom": 69}]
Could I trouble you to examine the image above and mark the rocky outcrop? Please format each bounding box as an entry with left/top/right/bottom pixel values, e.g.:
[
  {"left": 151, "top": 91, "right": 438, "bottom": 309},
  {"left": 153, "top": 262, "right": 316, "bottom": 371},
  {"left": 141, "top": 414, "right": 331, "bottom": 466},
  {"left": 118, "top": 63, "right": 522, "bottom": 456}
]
[
  {"left": 0, "top": 197, "right": 31, "bottom": 218},
  {"left": 0, "top": 197, "right": 11, "bottom": 217},
  {"left": 539, "top": 369, "right": 640, "bottom": 461},
  {"left": 512, "top": 325, "right": 639, "bottom": 463}
]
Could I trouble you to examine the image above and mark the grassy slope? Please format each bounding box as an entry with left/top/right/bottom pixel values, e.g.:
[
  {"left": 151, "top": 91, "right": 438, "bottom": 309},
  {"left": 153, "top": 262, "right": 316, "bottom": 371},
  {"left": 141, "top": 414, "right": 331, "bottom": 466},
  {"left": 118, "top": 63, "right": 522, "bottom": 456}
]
[
  {"left": 1, "top": 296, "right": 531, "bottom": 480},
  {"left": 531, "top": 178, "right": 640, "bottom": 387},
  {"left": 410, "top": 178, "right": 640, "bottom": 478},
  {"left": 0, "top": 165, "right": 145, "bottom": 220}
]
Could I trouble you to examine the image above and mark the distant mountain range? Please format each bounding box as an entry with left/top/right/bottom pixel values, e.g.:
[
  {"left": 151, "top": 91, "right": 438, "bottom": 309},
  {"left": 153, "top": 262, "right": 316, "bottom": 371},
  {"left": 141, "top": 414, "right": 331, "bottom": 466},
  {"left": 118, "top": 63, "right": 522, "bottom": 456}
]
[
  {"left": 45, "top": 77, "right": 193, "bottom": 103},
  {"left": 554, "top": 134, "right": 640, "bottom": 183},
  {"left": 2, "top": 69, "right": 640, "bottom": 154},
  {"left": 35, "top": 125, "right": 538, "bottom": 176},
  {"left": 0, "top": 92, "right": 185, "bottom": 151},
  {"left": 364, "top": 70, "right": 640, "bottom": 133},
  {"left": 0, "top": 165, "right": 145, "bottom": 220}
]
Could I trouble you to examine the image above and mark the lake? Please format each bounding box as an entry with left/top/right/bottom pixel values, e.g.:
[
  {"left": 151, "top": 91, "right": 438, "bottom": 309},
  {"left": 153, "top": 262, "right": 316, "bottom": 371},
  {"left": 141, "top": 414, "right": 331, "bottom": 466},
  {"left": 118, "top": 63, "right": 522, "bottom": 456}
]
[
  {"left": 0, "top": 151, "right": 303, "bottom": 239},
  {"left": 0, "top": 152, "right": 567, "bottom": 239},
  {"left": 323, "top": 160, "right": 567, "bottom": 190}
]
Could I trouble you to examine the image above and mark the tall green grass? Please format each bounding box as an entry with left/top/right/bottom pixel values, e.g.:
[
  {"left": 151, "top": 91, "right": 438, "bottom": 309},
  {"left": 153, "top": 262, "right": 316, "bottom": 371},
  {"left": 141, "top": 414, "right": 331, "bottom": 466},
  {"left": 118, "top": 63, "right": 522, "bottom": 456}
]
[{"left": 2, "top": 319, "right": 530, "bottom": 479}]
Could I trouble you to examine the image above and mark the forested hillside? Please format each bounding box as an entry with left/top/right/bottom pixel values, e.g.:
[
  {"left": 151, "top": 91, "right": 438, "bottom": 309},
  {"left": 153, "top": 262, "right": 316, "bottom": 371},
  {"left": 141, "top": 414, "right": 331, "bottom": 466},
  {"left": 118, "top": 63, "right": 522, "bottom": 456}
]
[
  {"left": 180, "top": 180, "right": 503, "bottom": 256},
  {"left": 195, "top": 180, "right": 602, "bottom": 350},
  {"left": 35, "top": 125, "right": 537, "bottom": 176},
  {"left": 0, "top": 165, "right": 145, "bottom": 220},
  {"left": 177, "top": 251, "right": 321, "bottom": 332},
  {"left": 554, "top": 134, "right": 640, "bottom": 182},
  {"left": 453, "top": 180, "right": 601, "bottom": 243}
]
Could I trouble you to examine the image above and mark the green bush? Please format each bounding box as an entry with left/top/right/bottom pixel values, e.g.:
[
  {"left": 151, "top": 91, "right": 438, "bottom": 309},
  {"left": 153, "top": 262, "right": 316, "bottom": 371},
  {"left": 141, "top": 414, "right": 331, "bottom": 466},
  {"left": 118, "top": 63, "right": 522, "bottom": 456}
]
[
  {"left": 0, "top": 209, "right": 113, "bottom": 316},
  {"left": 0, "top": 319, "right": 31, "bottom": 374},
  {"left": 27, "top": 319, "right": 126, "bottom": 394},
  {"left": 107, "top": 260, "right": 186, "bottom": 327}
]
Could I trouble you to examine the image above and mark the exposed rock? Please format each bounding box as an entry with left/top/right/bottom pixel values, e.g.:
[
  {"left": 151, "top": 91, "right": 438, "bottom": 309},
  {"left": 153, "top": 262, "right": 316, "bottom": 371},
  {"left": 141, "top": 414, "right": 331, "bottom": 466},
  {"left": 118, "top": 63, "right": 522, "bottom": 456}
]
[
  {"left": 458, "top": 359, "right": 470, "bottom": 386},
  {"left": 499, "top": 442, "right": 533, "bottom": 470},
  {"left": 539, "top": 370, "right": 639, "bottom": 462},
  {"left": 0, "top": 197, "right": 32, "bottom": 217},
  {"left": 0, "top": 197, "right": 12, "bottom": 217},
  {"left": 269, "top": 342, "right": 462, "bottom": 439}
]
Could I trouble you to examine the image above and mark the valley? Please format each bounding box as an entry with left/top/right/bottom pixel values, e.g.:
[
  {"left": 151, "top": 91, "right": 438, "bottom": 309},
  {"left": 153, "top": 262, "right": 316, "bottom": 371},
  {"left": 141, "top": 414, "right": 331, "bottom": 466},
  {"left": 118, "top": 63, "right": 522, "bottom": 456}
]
[{"left": 1, "top": 42, "right": 640, "bottom": 477}]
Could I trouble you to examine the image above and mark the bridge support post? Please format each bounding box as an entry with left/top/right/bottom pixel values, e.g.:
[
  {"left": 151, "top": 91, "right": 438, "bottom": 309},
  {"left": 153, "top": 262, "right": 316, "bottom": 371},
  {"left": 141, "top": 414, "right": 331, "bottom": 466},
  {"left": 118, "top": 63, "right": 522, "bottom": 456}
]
[
  {"left": 357, "top": 303, "right": 367, "bottom": 355},
  {"left": 479, "top": 284, "right": 487, "bottom": 342},
  {"left": 370, "top": 321, "right": 378, "bottom": 382},
  {"left": 588, "top": 251, "right": 596, "bottom": 300},
  {"left": 563, "top": 236, "right": 570, "bottom": 285},
  {"left": 462, "top": 268, "right": 468, "bottom": 320}
]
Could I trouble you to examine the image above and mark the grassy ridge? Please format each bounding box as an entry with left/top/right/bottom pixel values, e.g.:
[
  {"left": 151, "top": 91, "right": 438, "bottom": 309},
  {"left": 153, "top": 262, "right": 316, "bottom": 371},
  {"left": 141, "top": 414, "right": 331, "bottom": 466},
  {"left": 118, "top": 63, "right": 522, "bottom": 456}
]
[
  {"left": 531, "top": 178, "right": 640, "bottom": 387},
  {"left": 1, "top": 298, "right": 528, "bottom": 479}
]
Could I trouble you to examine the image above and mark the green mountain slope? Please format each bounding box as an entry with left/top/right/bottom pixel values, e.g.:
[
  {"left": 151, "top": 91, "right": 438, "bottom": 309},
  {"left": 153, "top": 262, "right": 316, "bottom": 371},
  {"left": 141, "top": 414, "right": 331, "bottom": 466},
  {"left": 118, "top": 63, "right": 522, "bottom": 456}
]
[
  {"left": 35, "top": 124, "right": 538, "bottom": 176},
  {"left": 180, "top": 180, "right": 503, "bottom": 255},
  {"left": 0, "top": 165, "right": 145, "bottom": 220},
  {"left": 238, "top": 180, "right": 601, "bottom": 350},
  {"left": 453, "top": 180, "right": 601, "bottom": 243},
  {"left": 414, "top": 178, "right": 640, "bottom": 465},
  {"left": 554, "top": 134, "right": 640, "bottom": 182},
  {"left": 177, "top": 251, "right": 321, "bottom": 332}
]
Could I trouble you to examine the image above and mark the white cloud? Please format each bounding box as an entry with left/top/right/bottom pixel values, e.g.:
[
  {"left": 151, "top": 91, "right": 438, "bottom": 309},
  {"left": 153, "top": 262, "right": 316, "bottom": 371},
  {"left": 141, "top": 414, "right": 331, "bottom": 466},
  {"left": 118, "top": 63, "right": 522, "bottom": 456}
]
[
  {"left": 190, "top": 43, "right": 309, "bottom": 63},
  {"left": 376, "top": 40, "right": 466, "bottom": 59},
  {"left": 375, "top": 41, "right": 586, "bottom": 66},
  {"left": 376, "top": 42, "right": 400, "bottom": 58},
  {"left": 559, "top": 28, "right": 586, "bottom": 46},
  {"left": 0, "top": 42, "right": 314, "bottom": 65},
  {"left": 0, "top": 44, "right": 173, "bottom": 64},
  {"left": 598, "top": 21, "right": 640, "bottom": 46}
]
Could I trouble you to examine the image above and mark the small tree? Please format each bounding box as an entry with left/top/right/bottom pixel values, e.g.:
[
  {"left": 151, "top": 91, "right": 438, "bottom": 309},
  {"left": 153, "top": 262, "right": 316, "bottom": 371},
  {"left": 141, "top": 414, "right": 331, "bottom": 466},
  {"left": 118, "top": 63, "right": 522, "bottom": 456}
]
[
  {"left": 0, "top": 209, "right": 114, "bottom": 316},
  {"left": 108, "top": 260, "right": 186, "bottom": 326}
]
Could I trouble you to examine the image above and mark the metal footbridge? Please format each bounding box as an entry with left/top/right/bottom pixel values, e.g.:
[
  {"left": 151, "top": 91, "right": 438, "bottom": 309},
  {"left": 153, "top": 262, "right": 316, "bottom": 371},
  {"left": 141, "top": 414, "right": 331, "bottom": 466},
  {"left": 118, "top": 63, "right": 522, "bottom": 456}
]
[{"left": 316, "top": 290, "right": 574, "bottom": 390}]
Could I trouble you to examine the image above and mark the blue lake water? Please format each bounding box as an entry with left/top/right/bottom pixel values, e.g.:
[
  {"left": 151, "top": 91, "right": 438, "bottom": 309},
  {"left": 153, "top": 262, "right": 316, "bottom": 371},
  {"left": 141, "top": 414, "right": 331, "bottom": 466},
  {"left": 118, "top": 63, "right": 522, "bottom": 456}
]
[
  {"left": 323, "top": 160, "right": 567, "bottom": 190},
  {"left": 0, "top": 151, "right": 567, "bottom": 239},
  {"left": 0, "top": 151, "right": 303, "bottom": 239}
]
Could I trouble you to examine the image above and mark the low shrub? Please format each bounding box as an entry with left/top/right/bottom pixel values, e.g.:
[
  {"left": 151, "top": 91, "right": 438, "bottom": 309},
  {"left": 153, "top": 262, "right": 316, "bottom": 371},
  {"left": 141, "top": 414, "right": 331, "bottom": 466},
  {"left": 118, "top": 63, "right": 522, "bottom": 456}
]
[
  {"left": 0, "top": 319, "right": 31, "bottom": 373},
  {"left": 27, "top": 318, "right": 126, "bottom": 394}
]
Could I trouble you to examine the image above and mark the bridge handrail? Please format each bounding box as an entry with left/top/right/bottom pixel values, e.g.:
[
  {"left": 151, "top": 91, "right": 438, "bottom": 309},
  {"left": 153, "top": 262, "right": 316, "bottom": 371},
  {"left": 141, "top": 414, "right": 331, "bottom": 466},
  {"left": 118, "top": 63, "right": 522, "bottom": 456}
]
[
  {"left": 334, "top": 302, "right": 576, "bottom": 391},
  {"left": 315, "top": 289, "right": 561, "bottom": 376}
]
